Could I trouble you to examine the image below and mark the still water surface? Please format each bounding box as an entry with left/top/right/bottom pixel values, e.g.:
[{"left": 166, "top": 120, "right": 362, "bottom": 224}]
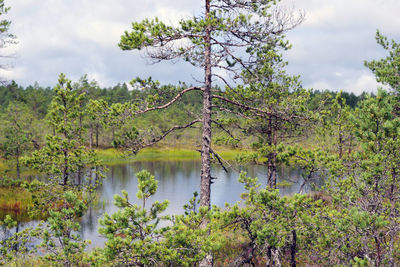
[
  {"left": 79, "top": 160, "right": 312, "bottom": 247},
  {"left": 1, "top": 160, "right": 314, "bottom": 248}
]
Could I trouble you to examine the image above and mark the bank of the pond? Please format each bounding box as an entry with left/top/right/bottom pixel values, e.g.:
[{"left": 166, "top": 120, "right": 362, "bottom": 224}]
[
  {"left": 0, "top": 147, "right": 251, "bottom": 220},
  {"left": 95, "top": 147, "right": 250, "bottom": 165},
  {"left": 0, "top": 146, "right": 251, "bottom": 175},
  {"left": 0, "top": 186, "right": 33, "bottom": 220}
]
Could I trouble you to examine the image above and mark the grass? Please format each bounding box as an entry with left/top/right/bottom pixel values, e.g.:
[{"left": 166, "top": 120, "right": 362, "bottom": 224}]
[
  {"left": 0, "top": 146, "right": 250, "bottom": 221},
  {"left": 95, "top": 146, "right": 251, "bottom": 165},
  {"left": 0, "top": 159, "right": 7, "bottom": 173},
  {"left": 0, "top": 257, "right": 48, "bottom": 267},
  {"left": 0, "top": 186, "right": 33, "bottom": 221}
]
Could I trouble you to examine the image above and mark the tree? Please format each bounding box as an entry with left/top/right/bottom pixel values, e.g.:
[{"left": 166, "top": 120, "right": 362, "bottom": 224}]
[
  {"left": 220, "top": 45, "right": 311, "bottom": 188},
  {"left": 25, "top": 74, "right": 104, "bottom": 188},
  {"left": 365, "top": 31, "right": 400, "bottom": 94},
  {"left": 87, "top": 99, "right": 108, "bottom": 148},
  {"left": 98, "top": 170, "right": 170, "bottom": 266},
  {"left": 0, "top": 102, "right": 35, "bottom": 179},
  {"left": 213, "top": 172, "right": 323, "bottom": 266},
  {"left": 97, "top": 170, "right": 221, "bottom": 266},
  {"left": 0, "top": 0, "right": 17, "bottom": 81},
  {"left": 317, "top": 92, "right": 355, "bottom": 159},
  {"left": 39, "top": 191, "right": 88, "bottom": 267},
  {"left": 119, "top": 0, "right": 302, "bottom": 208},
  {"left": 316, "top": 90, "right": 400, "bottom": 266}
]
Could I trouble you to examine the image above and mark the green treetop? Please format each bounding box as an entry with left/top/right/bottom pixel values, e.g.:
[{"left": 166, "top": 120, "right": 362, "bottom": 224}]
[{"left": 365, "top": 31, "right": 400, "bottom": 93}]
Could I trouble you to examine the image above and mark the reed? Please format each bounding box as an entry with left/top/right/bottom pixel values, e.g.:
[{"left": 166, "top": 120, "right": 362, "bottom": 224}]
[{"left": 0, "top": 186, "right": 32, "bottom": 215}]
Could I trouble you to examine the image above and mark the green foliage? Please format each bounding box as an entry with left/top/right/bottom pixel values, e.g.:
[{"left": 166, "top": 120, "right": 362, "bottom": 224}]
[
  {"left": 0, "top": 102, "right": 36, "bottom": 178},
  {"left": 86, "top": 99, "right": 108, "bottom": 148},
  {"left": 0, "top": 215, "right": 42, "bottom": 265},
  {"left": 0, "top": 0, "right": 16, "bottom": 82},
  {"left": 183, "top": 191, "right": 199, "bottom": 215},
  {"left": 39, "top": 191, "right": 88, "bottom": 267},
  {"left": 213, "top": 172, "right": 322, "bottom": 265},
  {"left": 214, "top": 135, "right": 240, "bottom": 148},
  {"left": 0, "top": 0, "right": 15, "bottom": 40},
  {"left": 98, "top": 170, "right": 170, "bottom": 266},
  {"left": 318, "top": 90, "right": 400, "bottom": 265},
  {"left": 365, "top": 30, "right": 400, "bottom": 92},
  {"left": 24, "top": 73, "right": 105, "bottom": 189},
  {"left": 316, "top": 91, "right": 356, "bottom": 158},
  {"left": 3, "top": 11, "right": 400, "bottom": 267},
  {"left": 163, "top": 206, "right": 220, "bottom": 266},
  {"left": 96, "top": 170, "right": 222, "bottom": 266}
]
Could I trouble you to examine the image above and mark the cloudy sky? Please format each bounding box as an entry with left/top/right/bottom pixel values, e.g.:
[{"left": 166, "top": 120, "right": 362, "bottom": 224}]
[{"left": 3, "top": 0, "right": 400, "bottom": 94}]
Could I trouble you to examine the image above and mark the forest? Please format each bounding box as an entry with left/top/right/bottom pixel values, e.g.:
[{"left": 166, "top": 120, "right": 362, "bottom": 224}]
[{"left": 1, "top": 0, "right": 400, "bottom": 266}]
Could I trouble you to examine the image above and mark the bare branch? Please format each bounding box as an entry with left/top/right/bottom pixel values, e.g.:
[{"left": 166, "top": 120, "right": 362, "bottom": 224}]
[
  {"left": 136, "top": 119, "right": 202, "bottom": 152},
  {"left": 210, "top": 148, "right": 228, "bottom": 173},
  {"left": 212, "top": 105, "right": 252, "bottom": 120},
  {"left": 212, "top": 119, "right": 240, "bottom": 141},
  {"left": 212, "top": 73, "right": 234, "bottom": 90},
  {"left": 212, "top": 94, "right": 270, "bottom": 116},
  {"left": 136, "top": 87, "right": 203, "bottom": 115}
]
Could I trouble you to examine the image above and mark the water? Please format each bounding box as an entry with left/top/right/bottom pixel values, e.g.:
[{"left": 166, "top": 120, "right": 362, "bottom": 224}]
[
  {"left": 2, "top": 160, "right": 316, "bottom": 248},
  {"left": 79, "top": 160, "right": 313, "bottom": 247}
]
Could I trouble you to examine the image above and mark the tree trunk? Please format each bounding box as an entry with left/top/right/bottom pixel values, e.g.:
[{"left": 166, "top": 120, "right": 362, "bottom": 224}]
[
  {"left": 267, "top": 246, "right": 272, "bottom": 267},
  {"left": 199, "top": 2, "right": 213, "bottom": 267},
  {"left": 338, "top": 124, "right": 343, "bottom": 159},
  {"left": 290, "top": 230, "right": 297, "bottom": 267},
  {"left": 16, "top": 148, "right": 20, "bottom": 180},
  {"left": 272, "top": 122, "right": 278, "bottom": 188},
  {"left": 63, "top": 149, "right": 69, "bottom": 186},
  {"left": 267, "top": 116, "right": 277, "bottom": 188},
  {"left": 77, "top": 165, "right": 82, "bottom": 185},
  {"left": 388, "top": 168, "right": 397, "bottom": 266},
  {"left": 89, "top": 127, "right": 93, "bottom": 149},
  {"left": 199, "top": 0, "right": 212, "bottom": 209},
  {"left": 96, "top": 124, "right": 99, "bottom": 148}
]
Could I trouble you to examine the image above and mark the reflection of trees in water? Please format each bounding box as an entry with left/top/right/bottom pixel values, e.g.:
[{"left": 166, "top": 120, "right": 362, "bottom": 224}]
[
  {"left": 1, "top": 160, "right": 323, "bottom": 253},
  {"left": 0, "top": 221, "right": 38, "bottom": 253},
  {"left": 106, "top": 161, "right": 318, "bottom": 195},
  {"left": 4, "top": 161, "right": 320, "bottom": 249},
  {"left": 104, "top": 164, "right": 135, "bottom": 191}
]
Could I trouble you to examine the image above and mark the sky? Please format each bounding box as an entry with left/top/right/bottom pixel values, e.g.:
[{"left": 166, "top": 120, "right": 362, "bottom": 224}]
[{"left": 3, "top": 0, "right": 400, "bottom": 95}]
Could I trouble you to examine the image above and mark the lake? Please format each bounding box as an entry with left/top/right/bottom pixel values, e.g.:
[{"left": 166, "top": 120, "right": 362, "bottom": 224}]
[
  {"left": 79, "top": 160, "right": 313, "bottom": 247},
  {"left": 1, "top": 160, "right": 316, "bottom": 248}
]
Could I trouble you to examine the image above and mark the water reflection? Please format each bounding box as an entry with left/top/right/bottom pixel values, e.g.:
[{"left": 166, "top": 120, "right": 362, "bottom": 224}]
[
  {"left": 2, "top": 160, "right": 318, "bottom": 248},
  {"left": 79, "top": 160, "right": 316, "bottom": 247}
]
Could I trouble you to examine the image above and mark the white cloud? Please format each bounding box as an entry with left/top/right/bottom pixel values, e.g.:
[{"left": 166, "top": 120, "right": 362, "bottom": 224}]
[
  {"left": 307, "top": 72, "right": 383, "bottom": 95},
  {"left": 282, "top": 0, "right": 400, "bottom": 94},
  {"left": 308, "top": 80, "right": 332, "bottom": 91},
  {"left": 343, "top": 73, "right": 382, "bottom": 94},
  {"left": 2, "top": 0, "right": 400, "bottom": 94}
]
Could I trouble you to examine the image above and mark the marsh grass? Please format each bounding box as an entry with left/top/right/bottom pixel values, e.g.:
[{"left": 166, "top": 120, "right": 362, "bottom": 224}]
[
  {"left": 95, "top": 147, "right": 249, "bottom": 165},
  {"left": 0, "top": 186, "right": 33, "bottom": 221}
]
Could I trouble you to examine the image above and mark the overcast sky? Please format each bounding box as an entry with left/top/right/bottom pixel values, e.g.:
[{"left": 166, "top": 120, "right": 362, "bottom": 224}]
[{"left": 3, "top": 0, "right": 400, "bottom": 94}]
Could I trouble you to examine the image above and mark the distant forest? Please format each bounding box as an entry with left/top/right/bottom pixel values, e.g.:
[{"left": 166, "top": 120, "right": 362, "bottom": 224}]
[{"left": 0, "top": 77, "right": 367, "bottom": 117}]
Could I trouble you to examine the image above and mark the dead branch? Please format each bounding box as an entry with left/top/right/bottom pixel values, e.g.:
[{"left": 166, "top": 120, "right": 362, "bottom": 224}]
[
  {"left": 135, "top": 119, "right": 202, "bottom": 152},
  {"left": 210, "top": 148, "right": 229, "bottom": 173},
  {"left": 212, "top": 94, "right": 270, "bottom": 116},
  {"left": 212, "top": 119, "right": 240, "bottom": 141},
  {"left": 136, "top": 87, "right": 203, "bottom": 115}
]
